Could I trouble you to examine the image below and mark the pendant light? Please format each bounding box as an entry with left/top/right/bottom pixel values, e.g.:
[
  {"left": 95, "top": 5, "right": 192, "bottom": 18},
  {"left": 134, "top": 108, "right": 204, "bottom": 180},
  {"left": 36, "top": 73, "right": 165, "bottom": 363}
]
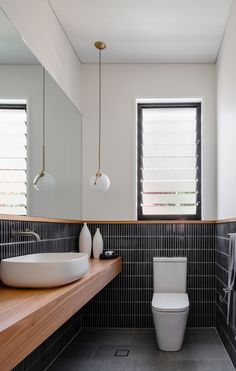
[
  {"left": 34, "top": 68, "right": 56, "bottom": 192},
  {"left": 90, "top": 41, "right": 110, "bottom": 192}
]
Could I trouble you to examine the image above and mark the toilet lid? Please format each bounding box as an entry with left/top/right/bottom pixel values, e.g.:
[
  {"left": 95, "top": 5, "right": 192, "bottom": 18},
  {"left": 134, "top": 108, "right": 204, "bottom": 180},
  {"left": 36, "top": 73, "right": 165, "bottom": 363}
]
[{"left": 152, "top": 293, "right": 189, "bottom": 313}]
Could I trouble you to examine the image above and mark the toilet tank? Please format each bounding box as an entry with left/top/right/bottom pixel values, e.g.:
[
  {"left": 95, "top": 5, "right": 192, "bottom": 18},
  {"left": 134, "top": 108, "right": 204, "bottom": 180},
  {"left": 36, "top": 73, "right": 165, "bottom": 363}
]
[{"left": 153, "top": 257, "right": 187, "bottom": 293}]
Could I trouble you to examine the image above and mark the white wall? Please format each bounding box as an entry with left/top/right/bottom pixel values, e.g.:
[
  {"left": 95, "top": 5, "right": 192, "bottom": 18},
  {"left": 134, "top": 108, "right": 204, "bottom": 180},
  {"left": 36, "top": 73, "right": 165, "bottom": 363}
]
[
  {"left": 82, "top": 63, "right": 216, "bottom": 220},
  {"left": 217, "top": 1, "right": 236, "bottom": 219},
  {"left": 0, "top": 0, "right": 82, "bottom": 112},
  {"left": 0, "top": 65, "right": 82, "bottom": 219}
]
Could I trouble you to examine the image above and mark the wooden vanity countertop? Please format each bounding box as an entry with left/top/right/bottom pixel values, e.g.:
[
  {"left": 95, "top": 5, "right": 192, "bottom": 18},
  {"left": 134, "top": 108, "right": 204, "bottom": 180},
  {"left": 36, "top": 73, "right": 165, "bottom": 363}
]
[{"left": 0, "top": 257, "right": 122, "bottom": 371}]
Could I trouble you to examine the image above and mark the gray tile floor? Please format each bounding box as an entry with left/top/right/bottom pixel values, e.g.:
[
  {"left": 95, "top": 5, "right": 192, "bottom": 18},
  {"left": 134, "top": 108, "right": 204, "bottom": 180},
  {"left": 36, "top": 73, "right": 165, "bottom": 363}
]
[{"left": 48, "top": 329, "right": 235, "bottom": 371}]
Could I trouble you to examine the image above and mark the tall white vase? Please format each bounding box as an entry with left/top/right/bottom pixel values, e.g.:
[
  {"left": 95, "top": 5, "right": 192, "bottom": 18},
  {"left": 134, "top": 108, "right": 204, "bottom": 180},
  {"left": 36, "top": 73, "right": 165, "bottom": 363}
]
[
  {"left": 79, "top": 223, "right": 92, "bottom": 258},
  {"left": 93, "top": 228, "right": 103, "bottom": 259}
]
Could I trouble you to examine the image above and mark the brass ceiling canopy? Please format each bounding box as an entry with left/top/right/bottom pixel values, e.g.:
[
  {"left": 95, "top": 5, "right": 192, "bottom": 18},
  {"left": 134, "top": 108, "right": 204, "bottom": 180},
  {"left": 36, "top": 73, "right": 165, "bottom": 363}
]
[{"left": 95, "top": 41, "right": 106, "bottom": 50}]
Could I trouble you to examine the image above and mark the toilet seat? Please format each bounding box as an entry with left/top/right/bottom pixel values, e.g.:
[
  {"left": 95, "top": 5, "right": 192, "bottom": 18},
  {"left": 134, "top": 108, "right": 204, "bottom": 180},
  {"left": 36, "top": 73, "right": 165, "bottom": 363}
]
[{"left": 152, "top": 293, "right": 189, "bottom": 313}]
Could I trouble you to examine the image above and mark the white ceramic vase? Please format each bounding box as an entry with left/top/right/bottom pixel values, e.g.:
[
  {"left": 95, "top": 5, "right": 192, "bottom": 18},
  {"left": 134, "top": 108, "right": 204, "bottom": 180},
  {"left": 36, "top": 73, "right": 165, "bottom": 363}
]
[
  {"left": 79, "top": 223, "right": 92, "bottom": 258},
  {"left": 93, "top": 228, "right": 103, "bottom": 259}
]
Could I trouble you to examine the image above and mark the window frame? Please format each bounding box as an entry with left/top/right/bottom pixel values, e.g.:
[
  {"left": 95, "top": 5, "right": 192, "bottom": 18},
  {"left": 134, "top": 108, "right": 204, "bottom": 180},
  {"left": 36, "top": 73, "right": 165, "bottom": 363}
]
[
  {"left": 0, "top": 102, "right": 27, "bottom": 215},
  {"left": 137, "top": 102, "right": 202, "bottom": 221}
]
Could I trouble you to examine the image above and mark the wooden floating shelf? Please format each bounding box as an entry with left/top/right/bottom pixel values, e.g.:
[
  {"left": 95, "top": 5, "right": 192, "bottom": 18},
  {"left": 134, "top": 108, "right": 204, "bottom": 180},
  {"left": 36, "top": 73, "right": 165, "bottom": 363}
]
[{"left": 0, "top": 258, "right": 122, "bottom": 371}]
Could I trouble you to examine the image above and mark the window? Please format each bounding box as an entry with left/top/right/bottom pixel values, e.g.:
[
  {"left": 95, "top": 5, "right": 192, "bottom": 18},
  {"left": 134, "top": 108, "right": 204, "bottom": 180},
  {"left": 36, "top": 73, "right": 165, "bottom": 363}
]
[
  {"left": 0, "top": 102, "right": 27, "bottom": 215},
  {"left": 137, "top": 102, "right": 201, "bottom": 220}
]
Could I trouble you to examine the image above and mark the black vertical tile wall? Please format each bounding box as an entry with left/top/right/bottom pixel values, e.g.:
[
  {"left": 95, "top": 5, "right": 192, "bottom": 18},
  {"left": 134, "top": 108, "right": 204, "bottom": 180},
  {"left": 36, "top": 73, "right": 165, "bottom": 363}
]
[
  {"left": 216, "top": 222, "right": 236, "bottom": 369},
  {"left": 82, "top": 223, "right": 216, "bottom": 329},
  {"left": 12, "top": 313, "right": 82, "bottom": 371},
  {"left": 0, "top": 219, "right": 217, "bottom": 370},
  {"left": 0, "top": 220, "right": 81, "bottom": 260}
]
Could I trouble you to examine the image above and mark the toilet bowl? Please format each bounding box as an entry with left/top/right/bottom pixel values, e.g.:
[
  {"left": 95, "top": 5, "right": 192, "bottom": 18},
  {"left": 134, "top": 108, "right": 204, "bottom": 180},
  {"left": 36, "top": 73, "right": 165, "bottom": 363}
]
[
  {"left": 152, "top": 292, "right": 189, "bottom": 351},
  {"left": 152, "top": 257, "right": 189, "bottom": 351}
]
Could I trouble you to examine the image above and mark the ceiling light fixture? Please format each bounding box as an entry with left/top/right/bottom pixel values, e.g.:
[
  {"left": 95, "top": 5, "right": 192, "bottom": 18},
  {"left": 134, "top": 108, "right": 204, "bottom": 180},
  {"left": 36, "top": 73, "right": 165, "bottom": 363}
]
[
  {"left": 34, "top": 68, "right": 56, "bottom": 192},
  {"left": 90, "top": 41, "right": 110, "bottom": 192}
]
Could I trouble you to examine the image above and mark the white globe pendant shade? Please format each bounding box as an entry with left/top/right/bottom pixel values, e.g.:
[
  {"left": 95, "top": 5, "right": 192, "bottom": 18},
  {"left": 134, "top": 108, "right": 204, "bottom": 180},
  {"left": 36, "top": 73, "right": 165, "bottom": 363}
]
[
  {"left": 90, "top": 172, "right": 110, "bottom": 192},
  {"left": 34, "top": 172, "right": 56, "bottom": 192}
]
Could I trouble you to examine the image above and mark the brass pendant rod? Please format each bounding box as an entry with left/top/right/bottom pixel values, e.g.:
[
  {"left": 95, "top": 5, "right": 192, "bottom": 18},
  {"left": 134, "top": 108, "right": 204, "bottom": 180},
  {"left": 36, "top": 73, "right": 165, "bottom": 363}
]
[
  {"left": 42, "top": 67, "right": 46, "bottom": 173},
  {"left": 94, "top": 41, "right": 106, "bottom": 183},
  {"left": 98, "top": 48, "right": 102, "bottom": 173},
  {"left": 34, "top": 68, "right": 46, "bottom": 186}
]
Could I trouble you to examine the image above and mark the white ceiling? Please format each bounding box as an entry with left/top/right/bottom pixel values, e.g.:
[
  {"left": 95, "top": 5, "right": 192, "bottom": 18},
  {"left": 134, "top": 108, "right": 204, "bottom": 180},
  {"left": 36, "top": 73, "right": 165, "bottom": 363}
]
[
  {"left": 50, "top": 0, "right": 232, "bottom": 63},
  {"left": 0, "top": 9, "right": 38, "bottom": 64}
]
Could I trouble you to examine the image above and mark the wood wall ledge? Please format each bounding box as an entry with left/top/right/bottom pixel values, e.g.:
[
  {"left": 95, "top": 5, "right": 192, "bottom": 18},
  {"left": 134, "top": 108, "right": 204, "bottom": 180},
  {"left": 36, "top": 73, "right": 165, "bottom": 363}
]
[
  {"left": 1, "top": 213, "right": 236, "bottom": 224},
  {"left": 215, "top": 218, "right": 236, "bottom": 224},
  {"left": 0, "top": 258, "right": 122, "bottom": 371},
  {"left": 83, "top": 220, "right": 216, "bottom": 224},
  {"left": 0, "top": 214, "right": 215, "bottom": 224},
  {"left": 0, "top": 214, "right": 81, "bottom": 223}
]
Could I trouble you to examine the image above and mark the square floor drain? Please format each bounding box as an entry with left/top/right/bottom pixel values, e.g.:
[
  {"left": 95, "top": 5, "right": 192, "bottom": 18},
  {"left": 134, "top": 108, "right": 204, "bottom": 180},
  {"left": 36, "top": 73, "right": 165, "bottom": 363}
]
[{"left": 115, "top": 349, "right": 129, "bottom": 357}]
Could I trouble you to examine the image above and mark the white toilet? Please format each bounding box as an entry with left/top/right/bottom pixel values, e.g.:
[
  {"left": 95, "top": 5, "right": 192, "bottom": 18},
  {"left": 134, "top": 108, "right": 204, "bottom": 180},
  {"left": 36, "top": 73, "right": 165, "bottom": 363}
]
[{"left": 152, "top": 257, "right": 189, "bottom": 351}]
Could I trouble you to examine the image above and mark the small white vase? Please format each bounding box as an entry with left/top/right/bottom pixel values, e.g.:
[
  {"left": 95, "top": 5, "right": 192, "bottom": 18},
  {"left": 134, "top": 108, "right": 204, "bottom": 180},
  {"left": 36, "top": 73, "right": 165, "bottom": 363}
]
[
  {"left": 93, "top": 228, "right": 103, "bottom": 259},
  {"left": 79, "top": 223, "right": 92, "bottom": 258}
]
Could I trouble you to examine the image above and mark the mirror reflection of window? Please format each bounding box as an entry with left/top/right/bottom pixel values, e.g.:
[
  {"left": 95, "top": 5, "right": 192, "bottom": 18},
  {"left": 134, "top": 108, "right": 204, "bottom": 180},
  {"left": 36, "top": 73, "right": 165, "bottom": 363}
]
[
  {"left": 0, "top": 100, "right": 27, "bottom": 215},
  {"left": 0, "top": 9, "right": 82, "bottom": 220}
]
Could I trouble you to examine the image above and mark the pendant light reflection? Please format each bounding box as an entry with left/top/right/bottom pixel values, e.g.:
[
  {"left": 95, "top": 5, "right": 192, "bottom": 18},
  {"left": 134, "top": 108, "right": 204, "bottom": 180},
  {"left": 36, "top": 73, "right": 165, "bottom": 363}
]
[
  {"left": 34, "top": 171, "right": 56, "bottom": 192},
  {"left": 34, "top": 68, "right": 56, "bottom": 192},
  {"left": 90, "top": 41, "right": 110, "bottom": 192}
]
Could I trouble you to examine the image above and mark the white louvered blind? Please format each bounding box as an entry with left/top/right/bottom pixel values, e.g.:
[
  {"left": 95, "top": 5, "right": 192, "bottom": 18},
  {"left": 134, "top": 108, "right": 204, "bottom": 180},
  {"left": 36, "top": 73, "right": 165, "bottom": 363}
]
[
  {"left": 0, "top": 105, "right": 27, "bottom": 215},
  {"left": 138, "top": 104, "right": 201, "bottom": 219}
]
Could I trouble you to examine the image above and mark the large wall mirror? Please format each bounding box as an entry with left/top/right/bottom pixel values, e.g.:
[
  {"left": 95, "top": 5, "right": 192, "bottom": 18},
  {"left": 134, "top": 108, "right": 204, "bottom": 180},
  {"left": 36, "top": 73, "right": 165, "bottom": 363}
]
[{"left": 0, "top": 9, "right": 82, "bottom": 219}]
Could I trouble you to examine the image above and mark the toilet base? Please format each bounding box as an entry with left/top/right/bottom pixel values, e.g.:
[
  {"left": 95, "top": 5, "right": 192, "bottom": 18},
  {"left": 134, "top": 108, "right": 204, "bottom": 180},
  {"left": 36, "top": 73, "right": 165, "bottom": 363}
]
[{"left": 152, "top": 309, "right": 189, "bottom": 351}]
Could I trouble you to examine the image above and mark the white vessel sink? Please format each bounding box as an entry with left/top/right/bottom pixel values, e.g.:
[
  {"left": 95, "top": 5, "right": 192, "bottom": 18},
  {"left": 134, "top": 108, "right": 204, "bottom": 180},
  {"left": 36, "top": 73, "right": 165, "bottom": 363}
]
[{"left": 0, "top": 252, "right": 89, "bottom": 288}]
